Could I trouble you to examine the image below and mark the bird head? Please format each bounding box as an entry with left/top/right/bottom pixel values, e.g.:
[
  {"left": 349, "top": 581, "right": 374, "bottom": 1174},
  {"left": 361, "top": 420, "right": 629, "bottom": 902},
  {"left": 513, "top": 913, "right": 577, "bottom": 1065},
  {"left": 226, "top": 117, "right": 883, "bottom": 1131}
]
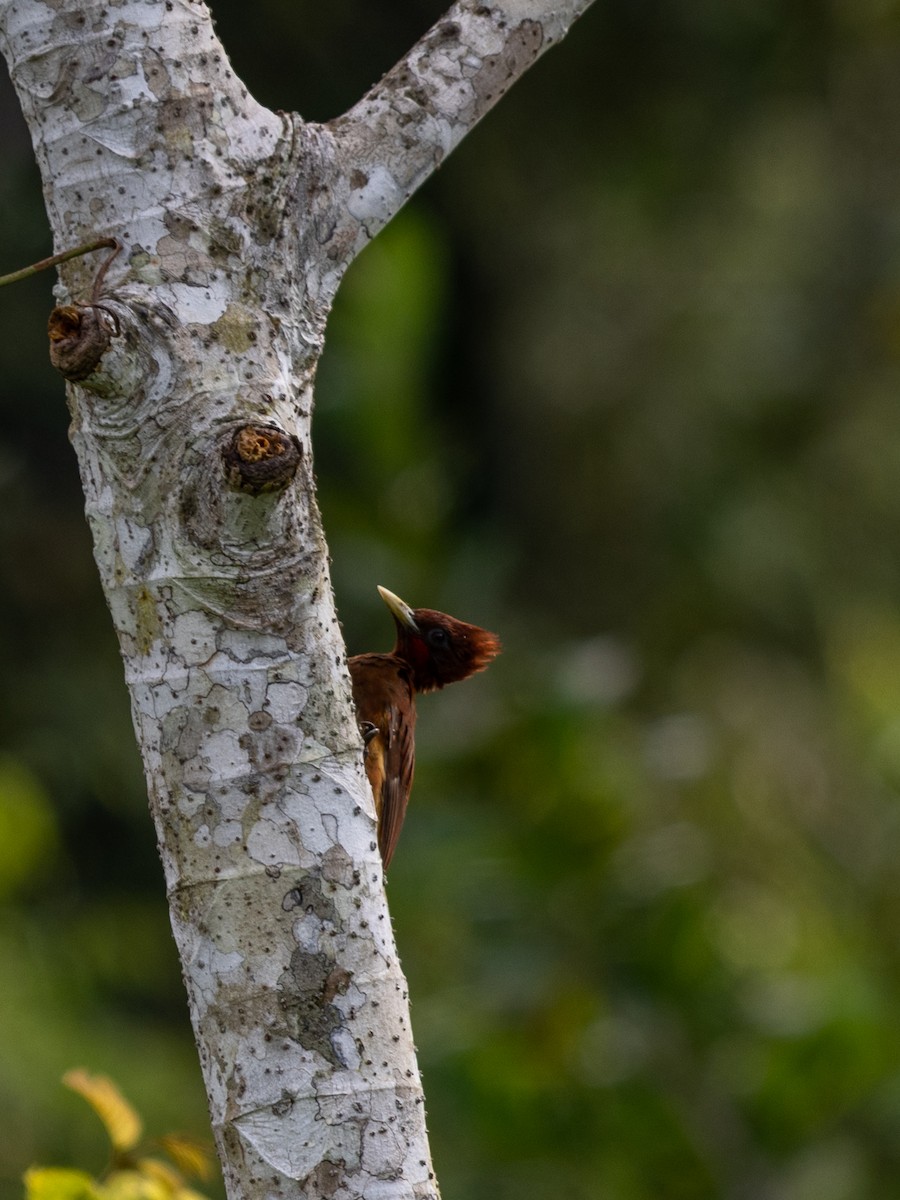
[{"left": 377, "top": 585, "right": 501, "bottom": 693}]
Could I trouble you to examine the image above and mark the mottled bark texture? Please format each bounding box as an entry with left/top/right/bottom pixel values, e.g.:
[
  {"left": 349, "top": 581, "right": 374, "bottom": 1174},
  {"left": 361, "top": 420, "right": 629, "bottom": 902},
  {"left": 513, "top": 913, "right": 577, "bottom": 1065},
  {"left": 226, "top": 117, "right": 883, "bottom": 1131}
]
[{"left": 0, "top": 1, "right": 592, "bottom": 1197}]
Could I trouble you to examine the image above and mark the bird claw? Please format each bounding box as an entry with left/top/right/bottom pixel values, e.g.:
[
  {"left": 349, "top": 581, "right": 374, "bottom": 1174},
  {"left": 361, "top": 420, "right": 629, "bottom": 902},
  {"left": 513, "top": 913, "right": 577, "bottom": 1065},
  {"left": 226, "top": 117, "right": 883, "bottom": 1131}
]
[{"left": 359, "top": 721, "right": 378, "bottom": 746}]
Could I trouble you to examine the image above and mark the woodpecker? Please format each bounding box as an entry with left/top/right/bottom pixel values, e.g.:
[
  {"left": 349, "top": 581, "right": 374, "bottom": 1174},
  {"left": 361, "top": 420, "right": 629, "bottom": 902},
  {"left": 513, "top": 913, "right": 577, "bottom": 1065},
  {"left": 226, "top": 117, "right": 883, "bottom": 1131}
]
[{"left": 349, "top": 586, "right": 501, "bottom": 868}]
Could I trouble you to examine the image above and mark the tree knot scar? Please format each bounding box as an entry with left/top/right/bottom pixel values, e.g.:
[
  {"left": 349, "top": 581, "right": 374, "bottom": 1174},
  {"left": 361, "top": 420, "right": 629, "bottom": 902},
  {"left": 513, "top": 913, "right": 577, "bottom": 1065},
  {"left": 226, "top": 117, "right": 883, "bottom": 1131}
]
[
  {"left": 223, "top": 424, "right": 301, "bottom": 495},
  {"left": 47, "top": 304, "right": 118, "bottom": 381}
]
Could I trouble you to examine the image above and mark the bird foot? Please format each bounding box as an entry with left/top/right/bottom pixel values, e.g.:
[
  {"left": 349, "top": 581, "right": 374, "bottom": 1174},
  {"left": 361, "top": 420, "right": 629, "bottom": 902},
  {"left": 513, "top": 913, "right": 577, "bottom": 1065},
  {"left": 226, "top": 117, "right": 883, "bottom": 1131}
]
[{"left": 359, "top": 721, "right": 378, "bottom": 746}]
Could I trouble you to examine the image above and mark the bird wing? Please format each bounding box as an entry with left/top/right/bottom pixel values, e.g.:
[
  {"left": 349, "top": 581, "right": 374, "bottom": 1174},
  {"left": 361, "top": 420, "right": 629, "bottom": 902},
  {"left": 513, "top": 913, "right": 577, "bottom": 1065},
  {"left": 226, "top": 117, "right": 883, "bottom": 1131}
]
[
  {"left": 377, "top": 698, "right": 415, "bottom": 870},
  {"left": 349, "top": 653, "right": 417, "bottom": 870}
]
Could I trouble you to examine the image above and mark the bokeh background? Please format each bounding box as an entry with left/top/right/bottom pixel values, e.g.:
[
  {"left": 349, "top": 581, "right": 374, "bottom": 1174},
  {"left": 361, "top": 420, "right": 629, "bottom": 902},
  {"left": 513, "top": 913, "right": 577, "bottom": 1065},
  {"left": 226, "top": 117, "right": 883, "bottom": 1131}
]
[{"left": 3, "top": 1, "right": 900, "bottom": 1197}]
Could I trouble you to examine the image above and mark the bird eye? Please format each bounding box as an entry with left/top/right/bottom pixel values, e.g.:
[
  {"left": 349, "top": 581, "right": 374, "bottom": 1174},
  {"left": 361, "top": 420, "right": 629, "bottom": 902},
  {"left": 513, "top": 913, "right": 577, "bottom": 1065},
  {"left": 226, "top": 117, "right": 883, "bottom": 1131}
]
[{"left": 427, "top": 627, "right": 450, "bottom": 648}]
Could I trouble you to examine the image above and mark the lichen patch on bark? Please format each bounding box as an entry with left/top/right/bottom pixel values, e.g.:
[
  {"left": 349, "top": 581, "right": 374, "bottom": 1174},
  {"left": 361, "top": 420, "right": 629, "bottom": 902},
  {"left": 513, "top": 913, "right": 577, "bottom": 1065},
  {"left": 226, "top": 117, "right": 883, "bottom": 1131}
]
[{"left": 278, "top": 947, "right": 348, "bottom": 1065}]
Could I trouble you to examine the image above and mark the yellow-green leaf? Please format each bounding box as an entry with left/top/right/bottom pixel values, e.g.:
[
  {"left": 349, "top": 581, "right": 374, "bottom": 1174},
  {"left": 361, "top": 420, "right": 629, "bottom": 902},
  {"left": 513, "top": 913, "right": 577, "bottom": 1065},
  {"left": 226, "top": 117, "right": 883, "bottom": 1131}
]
[
  {"left": 156, "top": 1136, "right": 212, "bottom": 1182},
  {"left": 63, "top": 1071, "right": 143, "bottom": 1153},
  {"left": 134, "top": 1160, "right": 180, "bottom": 1194},
  {"left": 24, "top": 1168, "right": 97, "bottom": 1200},
  {"left": 97, "top": 1172, "right": 167, "bottom": 1200}
]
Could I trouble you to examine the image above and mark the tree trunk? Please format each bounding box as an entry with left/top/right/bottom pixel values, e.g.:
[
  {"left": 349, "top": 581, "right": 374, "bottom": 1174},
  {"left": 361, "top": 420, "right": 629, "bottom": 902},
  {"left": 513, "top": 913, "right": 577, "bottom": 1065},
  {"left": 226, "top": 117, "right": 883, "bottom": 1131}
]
[{"left": 0, "top": 2, "right": 593, "bottom": 1196}]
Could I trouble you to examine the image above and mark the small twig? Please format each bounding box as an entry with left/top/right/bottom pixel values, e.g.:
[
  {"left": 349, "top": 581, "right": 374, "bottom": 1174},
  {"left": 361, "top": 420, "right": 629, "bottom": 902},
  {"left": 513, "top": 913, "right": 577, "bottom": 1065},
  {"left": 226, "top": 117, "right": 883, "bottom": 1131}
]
[
  {"left": 91, "top": 238, "right": 122, "bottom": 302},
  {"left": 0, "top": 236, "right": 120, "bottom": 289}
]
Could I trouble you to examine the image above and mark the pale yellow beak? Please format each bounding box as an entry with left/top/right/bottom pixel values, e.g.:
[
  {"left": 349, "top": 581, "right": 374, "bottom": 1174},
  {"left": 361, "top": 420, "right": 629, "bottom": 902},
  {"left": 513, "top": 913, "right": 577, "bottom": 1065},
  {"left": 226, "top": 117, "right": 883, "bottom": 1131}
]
[{"left": 377, "top": 585, "right": 419, "bottom": 631}]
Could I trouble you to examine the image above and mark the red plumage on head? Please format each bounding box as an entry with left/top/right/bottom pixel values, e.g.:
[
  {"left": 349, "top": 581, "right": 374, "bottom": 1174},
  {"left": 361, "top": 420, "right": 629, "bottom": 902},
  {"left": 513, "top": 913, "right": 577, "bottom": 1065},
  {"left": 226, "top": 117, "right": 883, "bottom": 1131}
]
[{"left": 393, "top": 608, "right": 501, "bottom": 693}]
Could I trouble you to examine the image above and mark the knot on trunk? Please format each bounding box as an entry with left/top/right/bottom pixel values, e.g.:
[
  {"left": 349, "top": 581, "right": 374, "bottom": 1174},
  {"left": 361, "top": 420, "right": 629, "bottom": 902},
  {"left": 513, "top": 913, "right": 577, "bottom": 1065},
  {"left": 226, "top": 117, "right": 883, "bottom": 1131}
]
[
  {"left": 223, "top": 423, "right": 302, "bottom": 495},
  {"left": 47, "top": 304, "right": 118, "bottom": 382}
]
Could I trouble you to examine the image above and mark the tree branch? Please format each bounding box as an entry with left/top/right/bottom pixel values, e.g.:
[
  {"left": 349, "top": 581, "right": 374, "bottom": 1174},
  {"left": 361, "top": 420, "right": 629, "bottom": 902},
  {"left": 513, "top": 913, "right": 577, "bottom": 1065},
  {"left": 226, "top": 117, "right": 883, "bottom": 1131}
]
[{"left": 317, "top": 0, "right": 594, "bottom": 261}]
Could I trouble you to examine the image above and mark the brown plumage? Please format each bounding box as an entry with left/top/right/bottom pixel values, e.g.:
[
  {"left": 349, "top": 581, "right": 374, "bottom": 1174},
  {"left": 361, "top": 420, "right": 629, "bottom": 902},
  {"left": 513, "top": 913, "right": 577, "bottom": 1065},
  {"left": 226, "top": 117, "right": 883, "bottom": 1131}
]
[{"left": 349, "top": 586, "right": 501, "bottom": 870}]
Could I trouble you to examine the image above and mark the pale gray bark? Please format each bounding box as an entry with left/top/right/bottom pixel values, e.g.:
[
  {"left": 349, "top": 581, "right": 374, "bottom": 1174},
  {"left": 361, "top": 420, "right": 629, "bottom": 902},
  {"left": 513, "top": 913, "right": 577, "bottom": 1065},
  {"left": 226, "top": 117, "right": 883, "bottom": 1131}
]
[{"left": 0, "top": 2, "right": 593, "bottom": 1198}]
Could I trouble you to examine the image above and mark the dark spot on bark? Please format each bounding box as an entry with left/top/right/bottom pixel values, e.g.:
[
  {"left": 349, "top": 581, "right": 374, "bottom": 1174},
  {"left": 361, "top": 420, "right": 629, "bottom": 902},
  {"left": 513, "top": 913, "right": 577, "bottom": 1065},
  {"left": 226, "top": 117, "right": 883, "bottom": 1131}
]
[
  {"left": 302, "top": 1160, "right": 344, "bottom": 1197},
  {"left": 322, "top": 967, "right": 351, "bottom": 1003},
  {"left": 240, "top": 724, "right": 301, "bottom": 776},
  {"left": 471, "top": 19, "right": 544, "bottom": 120},
  {"left": 322, "top": 844, "right": 354, "bottom": 888},
  {"left": 282, "top": 875, "right": 338, "bottom": 924},
  {"left": 277, "top": 948, "right": 351, "bottom": 1065}
]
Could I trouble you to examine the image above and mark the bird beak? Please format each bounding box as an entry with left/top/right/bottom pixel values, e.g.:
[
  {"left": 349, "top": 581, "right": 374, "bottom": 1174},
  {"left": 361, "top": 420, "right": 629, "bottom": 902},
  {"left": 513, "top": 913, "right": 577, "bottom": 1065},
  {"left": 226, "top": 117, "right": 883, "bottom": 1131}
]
[{"left": 377, "top": 585, "right": 419, "bottom": 631}]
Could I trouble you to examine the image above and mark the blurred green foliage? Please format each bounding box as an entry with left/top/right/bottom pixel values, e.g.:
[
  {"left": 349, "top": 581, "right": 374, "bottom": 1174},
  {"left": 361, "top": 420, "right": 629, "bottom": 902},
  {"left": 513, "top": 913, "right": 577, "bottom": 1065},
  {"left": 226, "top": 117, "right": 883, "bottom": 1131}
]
[{"left": 4, "top": 1, "right": 900, "bottom": 1197}]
